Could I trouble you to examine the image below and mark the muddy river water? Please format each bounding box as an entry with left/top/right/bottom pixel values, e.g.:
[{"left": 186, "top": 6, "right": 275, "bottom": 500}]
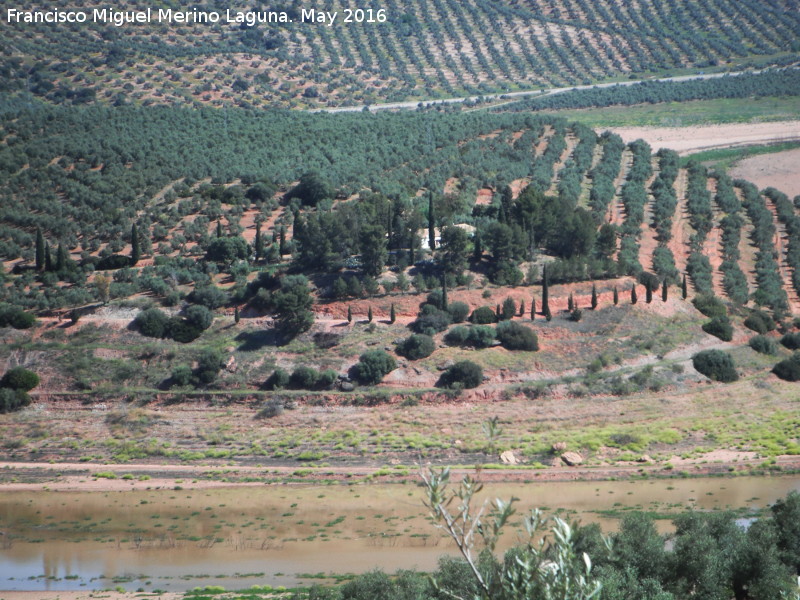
[{"left": 1, "top": 475, "right": 799, "bottom": 592}]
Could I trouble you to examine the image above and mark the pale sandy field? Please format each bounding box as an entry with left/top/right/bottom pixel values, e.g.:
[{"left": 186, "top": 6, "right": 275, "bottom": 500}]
[{"left": 609, "top": 120, "right": 800, "bottom": 155}]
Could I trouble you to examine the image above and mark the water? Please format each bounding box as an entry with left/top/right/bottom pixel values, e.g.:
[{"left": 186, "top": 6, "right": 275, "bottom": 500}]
[{"left": 1, "top": 475, "right": 798, "bottom": 592}]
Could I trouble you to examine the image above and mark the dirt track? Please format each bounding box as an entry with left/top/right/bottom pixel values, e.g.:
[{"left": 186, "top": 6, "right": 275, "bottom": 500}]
[{"left": 609, "top": 121, "right": 800, "bottom": 155}]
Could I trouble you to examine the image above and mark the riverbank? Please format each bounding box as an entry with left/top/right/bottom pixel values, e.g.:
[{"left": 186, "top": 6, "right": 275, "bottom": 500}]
[{"left": 2, "top": 453, "right": 800, "bottom": 492}]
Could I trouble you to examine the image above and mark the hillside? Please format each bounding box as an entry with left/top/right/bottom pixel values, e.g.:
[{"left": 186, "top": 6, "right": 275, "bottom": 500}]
[{"left": 2, "top": 0, "right": 799, "bottom": 108}]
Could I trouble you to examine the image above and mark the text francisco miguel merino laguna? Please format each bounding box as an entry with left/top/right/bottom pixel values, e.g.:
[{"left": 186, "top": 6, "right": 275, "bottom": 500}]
[{"left": 5, "top": 7, "right": 361, "bottom": 27}]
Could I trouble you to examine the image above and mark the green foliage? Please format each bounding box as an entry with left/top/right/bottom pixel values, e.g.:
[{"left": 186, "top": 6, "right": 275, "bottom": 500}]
[
  {"left": 204, "top": 236, "right": 250, "bottom": 264},
  {"left": 692, "top": 350, "right": 738, "bottom": 383},
  {"left": 702, "top": 316, "right": 733, "bottom": 342},
  {"left": 195, "top": 349, "right": 223, "bottom": 385},
  {"left": 353, "top": 350, "right": 396, "bottom": 385},
  {"left": 471, "top": 306, "right": 498, "bottom": 324},
  {"left": 264, "top": 368, "right": 290, "bottom": 391},
  {"left": 288, "top": 171, "right": 333, "bottom": 207},
  {"left": 496, "top": 321, "right": 539, "bottom": 351},
  {"left": 780, "top": 333, "right": 800, "bottom": 350},
  {"left": 133, "top": 307, "right": 169, "bottom": 338},
  {"left": 290, "top": 366, "right": 320, "bottom": 389},
  {"left": 772, "top": 353, "right": 800, "bottom": 382},
  {"left": 189, "top": 285, "right": 229, "bottom": 309},
  {"left": 692, "top": 294, "right": 727, "bottom": 319},
  {"left": 182, "top": 304, "right": 213, "bottom": 331},
  {"left": 501, "top": 297, "right": 516, "bottom": 321},
  {"left": 170, "top": 365, "right": 193, "bottom": 387},
  {"left": 749, "top": 335, "right": 778, "bottom": 355},
  {"left": 744, "top": 310, "right": 776, "bottom": 334},
  {"left": 447, "top": 301, "right": 470, "bottom": 324},
  {"left": 0, "top": 304, "right": 36, "bottom": 329},
  {"left": 2, "top": 367, "right": 39, "bottom": 392},
  {"left": 412, "top": 304, "right": 452, "bottom": 335},
  {"left": 439, "top": 361, "right": 483, "bottom": 389},
  {"left": 272, "top": 275, "right": 314, "bottom": 335},
  {"left": 397, "top": 334, "right": 435, "bottom": 360},
  {"left": 771, "top": 491, "right": 800, "bottom": 574},
  {"left": 0, "top": 387, "right": 30, "bottom": 414}
]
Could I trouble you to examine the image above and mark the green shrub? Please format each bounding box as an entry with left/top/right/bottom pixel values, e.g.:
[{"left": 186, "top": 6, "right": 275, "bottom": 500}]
[
  {"left": 439, "top": 361, "right": 483, "bottom": 389},
  {"left": 1, "top": 367, "right": 40, "bottom": 391},
  {"left": 500, "top": 297, "right": 516, "bottom": 321},
  {"left": 170, "top": 365, "right": 193, "bottom": 387},
  {"left": 264, "top": 368, "right": 290, "bottom": 390},
  {"left": 426, "top": 290, "right": 445, "bottom": 309},
  {"left": 290, "top": 366, "right": 319, "bottom": 389},
  {"left": 397, "top": 334, "right": 435, "bottom": 360},
  {"left": 744, "top": 310, "right": 776, "bottom": 334},
  {"left": 466, "top": 326, "right": 495, "bottom": 349},
  {"left": 354, "top": 350, "right": 396, "bottom": 385},
  {"left": 412, "top": 305, "right": 452, "bottom": 335},
  {"left": 773, "top": 353, "right": 800, "bottom": 381},
  {"left": 444, "top": 325, "right": 494, "bottom": 348},
  {"left": 444, "top": 326, "right": 469, "bottom": 346},
  {"left": 0, "top": 304, "right": 36, "bottom": 329},
  {"left": 496, "top": 321, "right": 539, "bottom": 351},
  {"left": 447, "top": 301, "right": 470, "bottom": 323},
  {"left": 702, "top": 316, "right": 733, "bottom": 341},
  {"left": 182, "top": 304, "right": 213, "bottom": 331},
  {"left": 748, "top": 335, "right": 778, "bottom": 355},
  {"left": 317, "top": 369, "right": 338, "bottom": 388},
  {"left": 188, "top": 285, "right": 229, "bottom": 309},
  {"left": 780, "top": 332, "right": 800, "bottom": 350},
  {"left": 195, "top": 349, "right": 223, "bottom": 385},
  {"left": 0, "top": 388, "right": 30, "bottom": 413},
  {"left": 692, "top": 293, "right": 726, "bottom": 318},
  {"left": 692, "top": 350, "right": 738, "bottom": 383},
  {"left": 134, "top": 307, "right": 169, "bottom": 338},
  {"left": 164, "top": 318, "right": 201, "bottom": 343},
  {"left": 470, "top": 306, "right": 497, "bottom": 324}
]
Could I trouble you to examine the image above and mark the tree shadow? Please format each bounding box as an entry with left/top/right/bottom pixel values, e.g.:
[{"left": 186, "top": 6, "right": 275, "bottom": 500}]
[{"left": 235, "top": 328, "right": 292, "bottom": 349}]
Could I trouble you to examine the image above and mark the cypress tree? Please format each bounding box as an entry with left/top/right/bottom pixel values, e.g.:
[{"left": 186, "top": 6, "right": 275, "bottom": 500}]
[
  {"left": 682, "top": 274, "right": 688, "bottom": 299},
  {"left": 368, "top": 306, "right": 373, "bottom": 323},
  {"left": 428, "top": 192, "right": 436, "bottom": 251},
  {"left": 279, "top": 228, "right": 286, "bottom": 256},
  {"left": 646, "top": 284, "right": 653, "bottom": 304},
  {"left": 568, "top": 293, "right": 574, "bottom": 312},
  {"left": 631, "top": 285, "right": 638, "bottom": 305},
  {"left": 496, "top": 304, "right": 501, "bottom": 319},
  {"left": 530, "top": 298, "right": 536, "bottom": 320},
  {"left": 519, "top": 299, "right": 525, "bottom": 317},
  {"left": 591, "top": 284, "right": 598, "bottom": 309},
  {"left": 216, "top": 220, "right": 223, "bottom": 238},
  {"left": 55, "top": 243, "right": 67, "bottom": 272},
  {"left": 44, "top": 242, "right": 53, "bottom": 272},
  {"left": 613, "top": 286, "right": 619, "bottom": 305},
  {"left": 541, "top": 265, "right": 549, "bottom": 317},
  {"left": 35, "top": 228, "right": 45, "bottom": 271},
  {"left": 662, "top": 280, "right": 668, "bottom": 302},
  {"left": 390, "top": 303, "right": 396, "bottom": 324},
  {"left": 130, "top": 224, "right": 140, "bottom": 265},
  {"left": 347, "top": 305, "right": 353, "bottom": 323},
  {"left": 234, "top": 306, "right": 240, "bottom": 324},
  {"left": 473, "top": 230, "right": 482, "bottom": 260},
  {"left": 254, "top": 222, "right": 263, "bottom": 261}
]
